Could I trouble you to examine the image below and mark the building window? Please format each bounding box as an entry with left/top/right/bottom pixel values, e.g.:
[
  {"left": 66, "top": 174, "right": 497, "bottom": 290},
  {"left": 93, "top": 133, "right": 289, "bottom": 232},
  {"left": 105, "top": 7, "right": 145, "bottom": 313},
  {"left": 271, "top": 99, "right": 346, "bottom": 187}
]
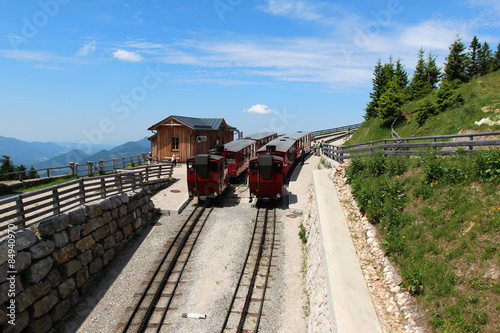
[{"left": 172, "top": 137, "right": 179, "bottom": 151}]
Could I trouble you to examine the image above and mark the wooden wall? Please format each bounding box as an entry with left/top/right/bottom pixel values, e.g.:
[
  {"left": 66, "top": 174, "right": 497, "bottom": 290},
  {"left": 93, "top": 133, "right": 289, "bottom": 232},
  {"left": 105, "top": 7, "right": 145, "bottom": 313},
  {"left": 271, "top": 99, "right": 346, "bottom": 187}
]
[{"left": 154, "top": 122, "right": 234, "bottom": 162}]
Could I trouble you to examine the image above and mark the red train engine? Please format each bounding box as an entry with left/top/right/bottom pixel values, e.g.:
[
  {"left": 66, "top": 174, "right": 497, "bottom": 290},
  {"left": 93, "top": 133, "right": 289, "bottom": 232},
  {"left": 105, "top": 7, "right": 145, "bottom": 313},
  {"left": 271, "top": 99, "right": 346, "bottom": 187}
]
[
  {"left": 248, "top": 145, "right": 284, "bottom": 201},
  {"left": 248, "top": 131, "right": 311, "bottom": 202},
  {"left": 187, "top": 147, "right": 228, "bottom": 199},
  {"left": 221, "top": 139, "right": 256, "bottom": 178}
]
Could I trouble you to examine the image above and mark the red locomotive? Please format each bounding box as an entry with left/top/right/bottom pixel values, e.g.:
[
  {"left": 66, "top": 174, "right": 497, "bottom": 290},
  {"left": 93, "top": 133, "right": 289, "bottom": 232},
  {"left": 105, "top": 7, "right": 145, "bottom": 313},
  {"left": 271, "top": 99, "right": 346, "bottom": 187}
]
[
  {"left": 187, "top": 147, "right": 229, "bottom": 199},
  {"left": 248, "top": 131, "right": 311, "bottom": 202}
]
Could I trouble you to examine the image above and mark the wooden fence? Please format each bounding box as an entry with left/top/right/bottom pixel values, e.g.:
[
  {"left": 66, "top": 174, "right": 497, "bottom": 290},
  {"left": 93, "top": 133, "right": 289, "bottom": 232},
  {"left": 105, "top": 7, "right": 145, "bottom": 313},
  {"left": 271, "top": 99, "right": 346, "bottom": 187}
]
[
  {"left": 0, "top": 153, "right": 150, "bottom": 181},
  {"left": 0, "top": 163, "right": 173, "bottom": 232},
  {"left": 324, "top": 131, "right": 500, "bottom": 163},
  {"left": 311, "top": 123, "right": 363, "bottom": 138}
]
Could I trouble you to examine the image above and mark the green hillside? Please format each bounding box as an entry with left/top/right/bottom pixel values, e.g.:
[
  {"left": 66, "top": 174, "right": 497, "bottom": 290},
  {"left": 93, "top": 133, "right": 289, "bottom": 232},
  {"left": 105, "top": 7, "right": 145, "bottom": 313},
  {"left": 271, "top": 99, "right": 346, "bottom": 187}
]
[
  {"left": 346, "top": 70, "right": 500, "bottom": 145},
  {"left": 341, "top": 71, "right": 500, "bottom": 331}
]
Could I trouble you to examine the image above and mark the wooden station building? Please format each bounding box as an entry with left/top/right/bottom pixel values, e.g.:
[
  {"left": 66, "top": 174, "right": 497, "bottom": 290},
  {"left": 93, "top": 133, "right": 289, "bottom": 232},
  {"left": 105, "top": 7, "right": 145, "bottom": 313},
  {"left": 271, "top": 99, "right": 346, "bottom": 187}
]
[{"left": 148, "top": 115, "right": 238, "bottom": 163}]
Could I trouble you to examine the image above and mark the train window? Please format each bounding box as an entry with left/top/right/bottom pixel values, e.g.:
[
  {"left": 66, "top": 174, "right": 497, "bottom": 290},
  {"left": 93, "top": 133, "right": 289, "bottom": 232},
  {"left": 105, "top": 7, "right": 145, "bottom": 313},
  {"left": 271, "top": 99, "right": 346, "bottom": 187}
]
[
  {"left": 187, "top": 161, "right": 195, "bottom": 172},
  {"left": 250, "top": 162, "right": 258, "bottom": 173},
  {"left": 226, "top": 153, "right": 236, "bottom": 164},
  {"left": 274, "top": 162, "right": 282, "bottom": 173},
  {"left": 210, "top": 161, "right": 218, "bottom": 172}
]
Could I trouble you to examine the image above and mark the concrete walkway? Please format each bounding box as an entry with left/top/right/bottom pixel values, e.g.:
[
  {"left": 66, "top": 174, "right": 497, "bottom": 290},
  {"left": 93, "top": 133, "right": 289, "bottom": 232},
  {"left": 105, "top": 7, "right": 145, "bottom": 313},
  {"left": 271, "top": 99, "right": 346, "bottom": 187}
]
[
  {"left": 313, "top": 169, "right": 382, "bottom": 333},
  {"left": 150, "top": 163, "right": 191, "bottom": 214}
]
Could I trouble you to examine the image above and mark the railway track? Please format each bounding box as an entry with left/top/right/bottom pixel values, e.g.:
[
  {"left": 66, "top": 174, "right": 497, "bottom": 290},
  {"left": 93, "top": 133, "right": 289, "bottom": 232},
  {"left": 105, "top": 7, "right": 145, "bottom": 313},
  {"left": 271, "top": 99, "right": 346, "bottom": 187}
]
[
  {"left": 221, "top": 207, "right": 277, "bottom": 332},
  {"left": 120, "top": 202, "right": 213, "bottom": 332}
]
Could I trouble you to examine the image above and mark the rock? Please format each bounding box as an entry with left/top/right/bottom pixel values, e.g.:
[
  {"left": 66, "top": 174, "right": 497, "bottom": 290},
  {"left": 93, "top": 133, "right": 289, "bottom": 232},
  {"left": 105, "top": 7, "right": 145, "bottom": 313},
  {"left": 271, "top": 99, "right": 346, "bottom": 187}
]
[
  {"left": 92, "top": 225, "right": 110, "bottom": 242},
  {"left": 109, "top": 220, "right": 117, "bottom": 234},
  {"left": 3, "top": 310, "right": 28, "bottom": 333},
  {"left": 82, "top": 217, "right": 104, "bottom": 236},
  {"left": 89, "top": 258, "right": 103, "bottom": 274},
  {"left": 50, "top": 231, "right": 69, "bottom": 249},
  {"left": 45, "top": 269, "right": 61, "bottom": 288},
  {"left": 29, "top": 240, "right": 55, "bottom": 260},
  {"left": 32, "top": 290, "right": 59, "bottom": 318},
  {"left": 75, "top": 266, "right": 89, "bottom": 288},
  {"left": 102, "top": 211, "right": 112, "bottom": 224},
  {"left": 51, "top": 297, "right": 70, "bottom": 323},
  {"left": 120, "top": 193, "right": 129, "bottom": 204},
  {"left": 68, "top": 207, "right": 86, "bottom": 225},
  {"left": 78, "top": 250, "right": 93, "bottom": 266},
  {"left": 99, "top": 198, "right": 114, "bottom": 211},
  {"left": 67, "top": 225, "right": 81, "bottom": 242},
  {"left": 75, "top": 235, "right": 95, "bottom": 253},
  {"left": 63, "top": 260, "right": 82, "bottom": 277},
  {"left": 103, "top": 235, "right": 115, "bottom": 250},
  {"left": 16, "top": 280, "right": 52, "bottom": 312},
  {"left": 23, "top": 257, "right": 54, "bottom": 284},
  {"left": 102, "top": 249, "right": 115, "bottom": 266},
  {"left": 123, "top": 224, "right": 132, "bottom": 238},
  {"left": 92, "top": 243, "right": 104, "bottom": 258},
  {"left": 14, "top": 251, "right": 31, "bottom": 272},
  {"left": 53, "top": 244, "right": 78, "bottom": 265},
  {"left": 26, "top": 313, "right": 52, "bottom": 333},
  {"left": 113, "top": 231, "right": 123, "bottom": 244},
  {"left": 15, "top": 230, "right": 38, "bottom": 251},
  {"left": 86, "top": 203, "right": 103, "bottom": 219},
  {"left": 57, "top": 278, "right": 75, "bottom": 299},
  {"left": 37, "top": 214, "right": 69, "bottom": 238},
  {"left": 118, "top": 205, "right": 127, "bottom": 217},
  {"left": 118, "top": 215, "right": 132, "bottom": 228}
]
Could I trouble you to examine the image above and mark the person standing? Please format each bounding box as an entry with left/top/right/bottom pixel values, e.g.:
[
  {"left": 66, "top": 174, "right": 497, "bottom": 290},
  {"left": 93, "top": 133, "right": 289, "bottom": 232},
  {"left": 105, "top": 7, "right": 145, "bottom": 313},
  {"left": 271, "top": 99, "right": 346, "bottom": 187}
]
[
  {"left": 316, "top": 141, "right": 321, "bottom": 155},
  {"left": 171, "top": 153, "right": 177, "bottom": 167},
  {"left": 312, "top": 141, "right": 317, "bottom": 155},
  {"left": 300, "top": 146, "right": 306, "bottom": 164}
]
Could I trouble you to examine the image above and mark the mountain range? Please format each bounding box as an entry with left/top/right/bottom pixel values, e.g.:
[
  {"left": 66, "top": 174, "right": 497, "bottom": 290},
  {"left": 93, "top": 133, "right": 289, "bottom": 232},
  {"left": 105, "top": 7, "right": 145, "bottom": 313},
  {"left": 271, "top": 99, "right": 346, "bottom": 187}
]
[{"left": 0, "top": 136, "right": 151, "bottom": 171}]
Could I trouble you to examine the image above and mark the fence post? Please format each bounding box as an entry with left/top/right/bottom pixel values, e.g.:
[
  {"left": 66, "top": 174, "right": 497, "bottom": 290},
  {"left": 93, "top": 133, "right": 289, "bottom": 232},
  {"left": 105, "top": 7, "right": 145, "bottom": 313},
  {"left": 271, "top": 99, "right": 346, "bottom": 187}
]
[
  {"left": 469, "top": 136, "right": 474, "bottom": 151},
  {"left": 47, "top": 168, "right": 50, "bottom": 178},
  {"left": 122, "top": 157, "right": 126, "bottom": 168},
  {"left": 98, "top": 160, "right": 104, "bottom": 174},
  {"left": 117, "top": 173, "right": 123, "bottom": 193},
  {"left": 129, "top": 155, "right": 133, "bottom": 167},
  {"left": 52, "top": 188, "right": 60, "bottom": 215},
  {"left": 15, "top": 195, "right": 25, "bottom": 227},
  {"left": 112, "top": 158, "right": 116, "bottom": 171},
  {"left": 18, "top": 171, "right": 23, "bottom": 181},
  {"left": 79, "top": 178, "right": 85, "bottom": 204},
  {"left": 87, "top": 161, "right": 93, "bottom": 177},
  {"left": 69, "top": 162, "right": 76, "bottom": 176},
  {"left": 100, "top": 178, "right": 106, "bottom": 198}
]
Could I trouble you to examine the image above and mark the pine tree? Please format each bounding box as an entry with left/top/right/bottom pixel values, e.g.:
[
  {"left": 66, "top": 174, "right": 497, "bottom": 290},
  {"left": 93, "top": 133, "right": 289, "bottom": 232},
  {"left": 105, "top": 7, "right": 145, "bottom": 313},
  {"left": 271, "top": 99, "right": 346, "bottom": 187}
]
[
  {"left": 409, "top": 48, "right": 433, "bottom": 100},
  {"left": 364, "top": 58, "right": 395, "bottom": 120},
  {"left": 494, "top": 42, "right": 500, "bottom": 72},
  {"left": 467, "top": 36, "right": 481, "bottom": 79},
  {"left": 477, "top": 42, "right": 493, "bottom": 75},
  {"left": 15, "top": 164, "right": 27, "bottom": 180},
  {"left": 0, "top": 155, "right": 15, "bottom": 181},
  {"left": 425, "top": 52, "right": 441, "bottom": 89},
  {"left": 377, "top": 75, "right": 406, "bottom": 124},
  {"left": 444, "top": 36, "right": 469, "bottom": 83},
  {"left": 394, "top": 58, "right": 409, "bottom": 90},
  {"left": 27, "top": 166, "right": 39, "bottom": 179}
]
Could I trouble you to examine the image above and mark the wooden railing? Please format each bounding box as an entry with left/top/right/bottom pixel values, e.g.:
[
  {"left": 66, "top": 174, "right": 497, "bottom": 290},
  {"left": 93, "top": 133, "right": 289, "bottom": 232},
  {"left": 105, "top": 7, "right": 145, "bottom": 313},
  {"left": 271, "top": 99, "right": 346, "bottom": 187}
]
[
  {"left": 0, "top": 163, "right": 173, "bottom": 232},
  {"left": 311, "top": 123, "right": 363, "bottom": 138},
  {"left": 324, "top": 131, "right": 500, "bottom": 163},
  {"left": 0, "top": 153, "right": 150, "bottom": 181}
]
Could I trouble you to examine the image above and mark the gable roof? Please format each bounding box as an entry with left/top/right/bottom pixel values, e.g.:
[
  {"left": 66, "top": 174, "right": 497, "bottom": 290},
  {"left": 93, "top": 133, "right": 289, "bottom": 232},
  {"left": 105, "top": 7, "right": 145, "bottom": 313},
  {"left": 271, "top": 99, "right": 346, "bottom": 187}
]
[{"left": 148, "top": 115, "right": 237, "bottom": 131}]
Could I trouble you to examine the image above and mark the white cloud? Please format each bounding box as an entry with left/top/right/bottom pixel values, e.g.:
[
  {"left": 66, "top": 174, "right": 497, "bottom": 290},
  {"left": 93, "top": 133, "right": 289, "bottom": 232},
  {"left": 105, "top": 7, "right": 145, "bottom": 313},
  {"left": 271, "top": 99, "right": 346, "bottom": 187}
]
[
  {"left": 399, "top": 20, "right": 468, "bottom": 51},
  {"left": 76, "top": 41, "right": 96, "bottom": 56},
  {"left": 244, "top": 104, "right": 273, "bottom": 114},
  {"left": 112, "top": 49, "right": 144, "bottom": 62}
]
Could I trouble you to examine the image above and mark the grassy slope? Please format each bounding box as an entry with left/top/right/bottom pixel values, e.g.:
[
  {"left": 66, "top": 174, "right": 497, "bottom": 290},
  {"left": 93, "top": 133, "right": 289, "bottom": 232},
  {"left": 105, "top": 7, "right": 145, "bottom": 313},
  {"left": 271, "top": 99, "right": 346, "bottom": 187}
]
[
  {"left": 346, "top": 70, "right": 500, "bottom": 145},
  {"left": 342, "top": 71, "right": 500, "bottom": 332}
]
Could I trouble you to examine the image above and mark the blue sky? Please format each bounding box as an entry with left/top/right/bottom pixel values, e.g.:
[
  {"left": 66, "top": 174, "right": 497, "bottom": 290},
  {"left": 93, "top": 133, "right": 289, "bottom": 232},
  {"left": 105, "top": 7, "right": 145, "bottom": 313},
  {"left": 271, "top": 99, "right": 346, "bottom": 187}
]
[{"left": 0, "top": 0, "right": 499, "bottom": 151}]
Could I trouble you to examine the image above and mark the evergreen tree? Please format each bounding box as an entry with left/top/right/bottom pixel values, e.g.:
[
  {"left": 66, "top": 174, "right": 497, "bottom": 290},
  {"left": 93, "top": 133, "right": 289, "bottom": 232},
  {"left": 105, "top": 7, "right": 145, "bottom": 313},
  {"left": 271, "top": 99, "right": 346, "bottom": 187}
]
[
  {"left": 444, "top": 36, "right": 469, "bottom": 83},
  {"left": 494, "top": 42, "right": 500, "bottom": 72},
  {"left": 377, "top": 75, "right": 406, "bottom": 123},
  {"left": 27, "top": 166, "right": 39, "bottom": 179},
  {"left": 364, "top": 57, "right": 395, "bottom": 120},
  {"left": 15, "top": 164, "right": 27, "bottom": 180},
  {"left": 409, "top": 48, "right": 433, "bottom": 100},
  {"left": 477, "top": 42, "right": 493, "bottom": 75},
  {"left": 425, "top": 52, "right": 441, "bottom": 89},
  {"left": 436, "top": 80, "right": 464, "bottom": 112},
  {"left": 467, "top": 36, "right": 481, "bottom": 79},
  {"left": 0, "top": 155, "right": 15, "bottom": 181},
  {"left": 394, "top": 58, "right": 409, "bottom": 91}
]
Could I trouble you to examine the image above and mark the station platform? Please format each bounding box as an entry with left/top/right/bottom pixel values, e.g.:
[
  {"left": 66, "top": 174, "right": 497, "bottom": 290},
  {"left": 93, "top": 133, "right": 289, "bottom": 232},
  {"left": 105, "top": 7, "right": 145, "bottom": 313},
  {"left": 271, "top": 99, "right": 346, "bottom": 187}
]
[{"left": 150, "top": 163, "right": 191, "bottom": 214}]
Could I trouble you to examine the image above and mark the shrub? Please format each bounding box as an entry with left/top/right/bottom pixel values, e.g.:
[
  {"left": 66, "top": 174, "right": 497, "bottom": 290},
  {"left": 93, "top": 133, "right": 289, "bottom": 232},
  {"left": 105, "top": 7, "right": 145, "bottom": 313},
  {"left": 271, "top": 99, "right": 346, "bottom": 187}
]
[
  {"left": 386, "top": 155, "right": 409, "bottom": 176},
  {"left": 345, "top": 156, "right": 365, "bottom": 180},
  {"left": 366, "top": 152, "right": 386, "bottom": 176},
  {"left": 416, "top": 99, "right": 438, "bottom": 126}
]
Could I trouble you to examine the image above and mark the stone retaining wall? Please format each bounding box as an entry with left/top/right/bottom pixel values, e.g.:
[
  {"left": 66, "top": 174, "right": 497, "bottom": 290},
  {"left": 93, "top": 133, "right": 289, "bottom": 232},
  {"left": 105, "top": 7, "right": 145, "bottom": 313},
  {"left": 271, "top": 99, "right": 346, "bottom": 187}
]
[
  {"left": 303, "top": 186, "right": 336, "bottom": 332},
  {"left": 0, "top": 188, "right": 157, "bottom": 333}
]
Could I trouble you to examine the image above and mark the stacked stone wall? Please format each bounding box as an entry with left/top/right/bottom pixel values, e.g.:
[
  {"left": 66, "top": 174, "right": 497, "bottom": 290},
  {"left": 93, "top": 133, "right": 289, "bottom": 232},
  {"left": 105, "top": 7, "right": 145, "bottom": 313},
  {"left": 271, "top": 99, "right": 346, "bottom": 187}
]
[{"left": 0, "top": 188, "right": 157, "bottom": 333}]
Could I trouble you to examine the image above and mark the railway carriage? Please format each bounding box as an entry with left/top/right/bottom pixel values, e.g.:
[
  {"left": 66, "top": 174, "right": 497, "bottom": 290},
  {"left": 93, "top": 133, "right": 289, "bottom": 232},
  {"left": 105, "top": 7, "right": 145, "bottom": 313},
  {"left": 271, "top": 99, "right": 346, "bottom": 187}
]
[
  {"left": 280, "top": 131, "right": 312, "bottom": 160},
  {"left": 244, "top": 132, "right": 278, "bottom": 150},
  {"left": 221, "top": 139, "right": 256, "bottom": 178},
  {"left": 187, "top": 152, "right": 228, "bottom": 199}
]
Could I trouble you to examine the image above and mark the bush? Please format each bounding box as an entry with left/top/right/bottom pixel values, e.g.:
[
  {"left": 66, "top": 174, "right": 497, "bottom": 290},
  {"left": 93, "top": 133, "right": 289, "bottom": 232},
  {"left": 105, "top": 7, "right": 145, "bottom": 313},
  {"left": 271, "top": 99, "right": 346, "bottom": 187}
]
[
  {"left": 416, "top": 99, "right": 438, "bottom": 126},
  {"left": 366, "top": 152, "right": 386, "bottom": 176}
]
